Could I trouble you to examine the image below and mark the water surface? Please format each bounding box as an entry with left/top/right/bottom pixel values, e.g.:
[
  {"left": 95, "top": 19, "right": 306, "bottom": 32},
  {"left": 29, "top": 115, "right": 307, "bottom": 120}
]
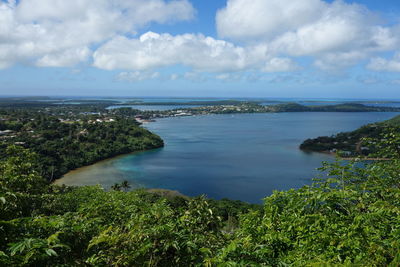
[{"left": 55, "top": 112, "right": 398, "bottom": 203}]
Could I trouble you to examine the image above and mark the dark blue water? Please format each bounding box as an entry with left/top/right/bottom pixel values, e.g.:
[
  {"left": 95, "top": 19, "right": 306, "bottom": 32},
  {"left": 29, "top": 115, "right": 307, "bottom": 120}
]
[{"left": 56, "top": 112, "right": 399, "bottom": 203}]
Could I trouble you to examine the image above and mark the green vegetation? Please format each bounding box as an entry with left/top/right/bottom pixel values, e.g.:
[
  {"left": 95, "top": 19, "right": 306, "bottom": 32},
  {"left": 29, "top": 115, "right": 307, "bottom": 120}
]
[
  {"left": 265, "top": 102, "right": 400, "bottom": 112},
  {"left": 300, "top": 114, "right": 400, "bottom": 157},
  {"left": 1, "top": 98, "right": 400, "bottom": 265},
  {"left": 120, "top": 100, "right": 264, "bottom": 106},
  {"left": 151, "top": 102, "right": 400, "bottom": 118},
  {"left": 1, "top": 97, "right": 400, "bottom": 122},
  {"left": 1, "top": 126, "right": 400, "bottom": 265},
  {"left": 0, "top": 109, "right": 163, "bottom": 180},
  {"left": 114, "top": 102, "right": 400, "bottom": 120}
]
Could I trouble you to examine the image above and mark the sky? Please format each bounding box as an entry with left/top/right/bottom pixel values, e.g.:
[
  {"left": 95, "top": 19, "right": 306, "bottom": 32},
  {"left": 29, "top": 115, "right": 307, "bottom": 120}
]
[{"left": 0, "top": 0, "right": 400, "bottom": 98}]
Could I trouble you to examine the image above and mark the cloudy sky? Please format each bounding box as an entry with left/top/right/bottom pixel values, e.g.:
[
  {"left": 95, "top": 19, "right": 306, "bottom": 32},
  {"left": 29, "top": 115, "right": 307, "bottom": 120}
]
[{"left": 0, "top": 0, "right": 399, "bottom": 98}]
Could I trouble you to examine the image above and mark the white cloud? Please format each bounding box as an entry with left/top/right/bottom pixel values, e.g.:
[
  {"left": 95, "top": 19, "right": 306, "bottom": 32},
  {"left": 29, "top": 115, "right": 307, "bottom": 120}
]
[
  {"left": 215, "top": 73, "right": 243, "bottom": 82},
  {"left": 169, "top": 73, "right": 180, "bottom": 81},
  {"left": 367, "top": 53, "right": 400, "bottom": 72},
  {"left": 262, "top": 57, "right": 299, "bottom": 72},
  {"left": 94, "top": 32, "right": 300, "bottom": 73},
  {"left": 216, "top": 0, "right": 324, "bottom": 41},
  {"left": 94, "top": 32, "right": 273, "bottom": 72},
  {"left": 1, "top": 0, "right": 399, "bottom": 75},
  {"left": 183, "top": 72, "right": 207, "bottom": 82},
  {"left": 36, "top": 47, "right": 91, "bottom": 67},
  {"left": 217, "top": 0, "right": 400, "bottom": 71},
  {"left": 313, "top": 51, "right": 366, "bottom": 72},
  {"left": 116, "top": 71, "right": 160, "bottom": 82},
  {"left": 0, "top": 0, "right": 194, "bottom": 68},
  {"left": 15, "top": 0, "right": 194, "bottom": 25}
]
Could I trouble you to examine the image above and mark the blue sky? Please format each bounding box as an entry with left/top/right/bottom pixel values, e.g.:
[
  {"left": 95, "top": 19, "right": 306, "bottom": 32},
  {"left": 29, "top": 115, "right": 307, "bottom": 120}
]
[{"left": 0, "top": 0, "right": 399, "bottom": 98}]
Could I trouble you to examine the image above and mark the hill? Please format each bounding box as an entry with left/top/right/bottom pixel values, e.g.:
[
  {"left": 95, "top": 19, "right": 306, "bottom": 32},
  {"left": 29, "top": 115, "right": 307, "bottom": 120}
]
[
  {"left": 1, "top": 135, "right": 400, "bottom": 266},
  {"left": 300, "top": 114, "right": 400, "bottom": 156}
]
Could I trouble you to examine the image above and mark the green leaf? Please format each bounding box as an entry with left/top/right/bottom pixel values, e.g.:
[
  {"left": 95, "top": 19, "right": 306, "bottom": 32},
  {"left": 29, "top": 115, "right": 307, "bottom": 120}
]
[
  {"left": 0, "top": 251, "right": 8, "bottom": 258},
  {"left": 45, "top": 249, "right": 58, "bottom": 257}
]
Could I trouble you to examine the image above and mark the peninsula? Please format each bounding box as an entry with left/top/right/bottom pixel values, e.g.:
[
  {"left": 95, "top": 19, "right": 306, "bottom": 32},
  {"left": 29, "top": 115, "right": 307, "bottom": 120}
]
[{"left": 300, "top": 114, "right": 400, "bottom": 157}]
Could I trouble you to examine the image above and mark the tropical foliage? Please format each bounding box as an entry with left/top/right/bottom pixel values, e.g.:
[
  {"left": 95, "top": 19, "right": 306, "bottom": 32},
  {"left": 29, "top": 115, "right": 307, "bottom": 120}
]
[
  {"left": 1, "top": 127, "right": 400, "bottom": 266},
  {"left": 0, "top": 110, "right": 163, "bottom": 180},
  {"left": 300, "top": 115, "right": 400, "bottom": 157}
]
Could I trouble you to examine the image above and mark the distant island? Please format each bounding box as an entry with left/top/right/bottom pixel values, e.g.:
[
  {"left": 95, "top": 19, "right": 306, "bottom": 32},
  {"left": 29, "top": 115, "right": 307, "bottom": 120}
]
[
  {"left": 114, "top": 102, "right": 400, "bottom": 119},
  {"left": 120, "top": 99, "right": 266, "bottom": 106},
  {"left": 300, "top": 114, "right": 400, "bottom": 157}
]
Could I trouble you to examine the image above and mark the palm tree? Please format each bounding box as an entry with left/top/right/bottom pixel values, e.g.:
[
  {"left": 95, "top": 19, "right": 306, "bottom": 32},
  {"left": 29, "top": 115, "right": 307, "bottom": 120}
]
[
  {"left": 111, "top": 183, "right": 121, "bottom": 191},
  {"left": 121, "top": 180, "right": 131, "bottom": 192}
]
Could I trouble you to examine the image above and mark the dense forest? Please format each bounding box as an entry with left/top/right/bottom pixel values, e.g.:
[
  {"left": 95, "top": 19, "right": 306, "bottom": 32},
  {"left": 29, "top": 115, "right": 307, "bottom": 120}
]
[
  {"left": 1, "top": 123, "right": 400, "bottom": 265},
  {"left": 0, "top": 109, "right": 163, "bottom": 180},
  {"left": 300, "top": 114, "right": 400, "bottom": 157}
]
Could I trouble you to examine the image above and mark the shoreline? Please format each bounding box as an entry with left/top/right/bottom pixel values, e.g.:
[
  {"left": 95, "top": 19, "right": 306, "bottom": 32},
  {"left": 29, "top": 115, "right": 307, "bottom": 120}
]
[
  {"left": 53, "top": 147, "right": 163, "bottom": 186},
  {"left": 55, "top": 113, "right": 395, "bottom": 190},
  {"left": 302, "top": 149, "right": 390, "bottom": 161}
]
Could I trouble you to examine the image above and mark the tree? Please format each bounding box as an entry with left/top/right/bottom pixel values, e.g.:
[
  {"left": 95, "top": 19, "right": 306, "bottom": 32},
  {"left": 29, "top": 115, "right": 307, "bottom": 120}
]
[{"left": 120, "top": 180, "right": 131, "bottom": 192}]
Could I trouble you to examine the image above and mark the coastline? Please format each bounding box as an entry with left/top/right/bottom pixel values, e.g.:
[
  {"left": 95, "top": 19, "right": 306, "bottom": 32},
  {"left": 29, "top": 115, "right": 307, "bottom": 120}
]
[
  {"left": 53, "top": 147, "right": 163, "bottom": 186},
  {"left": 302, "top": 149, "right": 390, "bottom": 161}
]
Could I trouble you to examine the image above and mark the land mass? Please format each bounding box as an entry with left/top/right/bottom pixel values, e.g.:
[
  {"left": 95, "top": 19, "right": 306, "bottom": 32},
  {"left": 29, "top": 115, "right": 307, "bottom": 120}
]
[
  {"left": 0, "top": 107, "right": 163, "bottom": 180},
  {"left": 300, "top": 114, "right": 400, "bottom": 157},
  {"left": 1, "top": 97, "right": 400, "bottom": 265},
  {"left": 115, "top": 102, "right": 400, "bottom": 120},
  {"left": 1, "top": 97, "right": 400, "bottom": 181}
]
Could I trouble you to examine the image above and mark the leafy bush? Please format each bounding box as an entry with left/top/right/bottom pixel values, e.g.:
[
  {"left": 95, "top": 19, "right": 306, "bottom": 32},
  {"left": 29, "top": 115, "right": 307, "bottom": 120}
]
[{"left": 1, "top": 129, "right": 400, "bottom": 266}]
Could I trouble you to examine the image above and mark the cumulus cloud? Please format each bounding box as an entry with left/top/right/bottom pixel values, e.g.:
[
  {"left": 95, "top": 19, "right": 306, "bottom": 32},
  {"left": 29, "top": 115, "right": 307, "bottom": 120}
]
[
  {"left": 1, "top": 0, "right": 399, "bottom": 75},
  {"left": 262, "top": 57, "right": 299, "bottom": 72},
  {"left": 36, "top": 47, "right": 91, "bottom": 67},
  {"left": 217, "top": 0, "right": 324, "bottom": 41},
  {"left": 217, "top": 0, "right": 400, "bottom": 70},
  {"left": 93, "top": 32, "right": 289, "bottom": 72},
  {"left": 313, "top": 51, "right": 367, "bottom": 72},
  {"left": 0, "top": 0, "right": 194, "bottom": 68},
  {"left": 367, "top": 53, "right": 400, "bottom": 72},
  {"left": 215, "top": 73, "right": 243, "bottom": 82},
  {"left": 116, "top": 71, "right": 160, "bottom": 82}
]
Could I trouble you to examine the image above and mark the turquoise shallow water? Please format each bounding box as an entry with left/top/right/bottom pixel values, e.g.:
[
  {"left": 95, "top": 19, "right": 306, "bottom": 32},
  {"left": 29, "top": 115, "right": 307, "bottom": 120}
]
[{"left": 56, "top": 112, "right": 399, "bottom": 203}]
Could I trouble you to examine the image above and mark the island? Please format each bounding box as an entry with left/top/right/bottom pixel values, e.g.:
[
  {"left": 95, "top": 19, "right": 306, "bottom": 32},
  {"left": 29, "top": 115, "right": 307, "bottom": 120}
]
[{"left": 112, "top": 102, "right": 400, "bottom": 120}]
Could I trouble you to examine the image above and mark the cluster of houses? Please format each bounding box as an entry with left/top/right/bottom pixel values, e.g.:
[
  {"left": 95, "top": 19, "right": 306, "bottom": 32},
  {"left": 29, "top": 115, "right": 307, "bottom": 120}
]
[
  {"left": 59, "top": 118, "right": 115, "bottom": 124},
  {"left": 0, "top": 130, "right": 16, "bottom": 140},
  {"left": 0, "top": 130, "right": 26, "bottom": 145},
  {"left": 86, "top": 118, "right": 115, "bottom": 124}
]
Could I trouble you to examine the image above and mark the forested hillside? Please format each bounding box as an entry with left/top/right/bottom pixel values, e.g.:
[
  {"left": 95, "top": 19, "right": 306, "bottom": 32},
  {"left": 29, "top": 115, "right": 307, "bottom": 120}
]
[
  {"left": 0, "top": 109, "right": 163, "bottom": 180},
  {"left": 1, "top": 128, "right": 399, "bottom": 265},
  {"left": 300, "top": 114, "right": 400, "bottom": 157}
]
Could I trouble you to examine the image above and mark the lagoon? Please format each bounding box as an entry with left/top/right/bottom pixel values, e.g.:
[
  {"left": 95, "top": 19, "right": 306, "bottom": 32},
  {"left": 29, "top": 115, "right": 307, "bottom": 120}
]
[{"left": 55, "top": 112, "right": 398, "bottom": 203}]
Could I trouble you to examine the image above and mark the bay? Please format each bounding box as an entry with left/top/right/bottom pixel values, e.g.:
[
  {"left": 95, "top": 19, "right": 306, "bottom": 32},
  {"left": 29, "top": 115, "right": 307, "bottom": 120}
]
[{"left": 55, "top": 112, "right": 399, "bottom": 203}]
